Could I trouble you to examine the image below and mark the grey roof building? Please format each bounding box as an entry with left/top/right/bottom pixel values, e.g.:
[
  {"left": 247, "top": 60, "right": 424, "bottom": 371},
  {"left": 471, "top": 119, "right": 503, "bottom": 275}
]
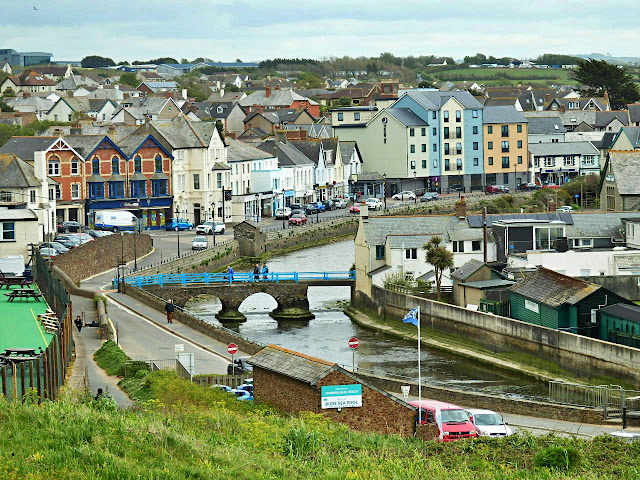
[
  {"left": 528, "top": 141, "right": 600, "bottom": 157},
  {"left": 0, "top": 136, "right": 60, "bottom": 161},
  {"left": 257, "top": 140, "right": 315, "bottom": 167},
  {"left": 527, "top": 117, "right": 566, "bottom": 135},
  {"left": 384, "top": 108, "right": 428, "bottom": 126},
  {"left": 483, "top": 105, "right": 528, "bottom": 124},
  {"left": 402, "top": 89, "right": 484, "bottom": 110}
]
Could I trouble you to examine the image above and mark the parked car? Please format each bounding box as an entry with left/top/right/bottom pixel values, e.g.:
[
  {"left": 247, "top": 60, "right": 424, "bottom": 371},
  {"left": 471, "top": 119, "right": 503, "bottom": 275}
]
[
  {"left": 542, "top": 183, "right": 560, "bottom": 190},
  {"left": 558, "top": 205, "right": 573, "bottom": 213},
  {"left": 166, "top": 218, "right": 194, "bottom": 231},
  {"left": 209, "top": 384, "right": 232, "bottom": 392},
  {"left": 289, "top": 204, "right": 302, "bottom": 211},
  {"left": 365, "top": 198, "right": 383, "bottom": 210},
  {"left": 411, "top": 400, "right": 478, "bottom": 442},
  {"left": 608, "top": 430, "right": 640, "bottom": 442},
  {"left": 321, "top": 200, "right": 335, "bottom": 211},
  {"left": 232, "top": 389, "right": 253, "bottom": 401},
  {"left": 237, "top": 383, "right": 254, "bottom": 396},
  {"left": 448, "top": 184, "right": 465, "bottom": 193},
  {"left": 290, "top": 209, "right": 305, "bottom": 216},
  {"left": 54, "top": 235, "right": 82, "bottom": 248},
  {"left": 420, "top": 192, "right": 440, "bottom": 202},
  {"left": 39, "top": 242, "right": 69, "bottom": 254},
  {"left": 57, "top": 221, "right": 84, "bottom": 233},
  {"left": 39, "top": 247, "right": 58, "bottom": 259},
  {"left": 195, "top": 221, "right": 225, "bottom": 235},
  {"left": 521, "top": 182, "right": 540, "bottom": 190},
  {"left": 86, "top": 229, "right": 114, "bottom": 238},
  {"left": 332, "top": 198, "right": 347, "bottom": 209},
  {"left": 227, "top": 357, "right": 253, "bottom": 375},
  {"left": 67, "top": 233, "right": 94, "bottom": 244},
  {"left": 314, "top": 202, "right": 326, "bottom": 212},
  {"left": 274, "top": 207, "right": 292, "bottom": 220},
  {"left": 392, "top": 191, "right": 416, "bottom": 200},
  {"left": 465, "top": 408, "right": 513, "bottom": 437},
  {"left": 191, "top": 236, "right": 208, "bottom": 251},
  {"left": 288, "top": 213, "right": 308, "bottom": 226},
  {"left": 485, "top": 184, "right": 509, "bottom": 194},
  {"left": 349, "top": 204, "right": 361, "bottom": 214},
  {"left": 304, "top": 203, "right": 318, "bottom": 215}
]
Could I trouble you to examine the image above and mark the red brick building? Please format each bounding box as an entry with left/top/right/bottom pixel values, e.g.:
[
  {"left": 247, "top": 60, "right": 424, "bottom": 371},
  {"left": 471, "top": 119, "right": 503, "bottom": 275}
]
[{"left": 248, "top": 345, "right": 417, "bottom": 437}]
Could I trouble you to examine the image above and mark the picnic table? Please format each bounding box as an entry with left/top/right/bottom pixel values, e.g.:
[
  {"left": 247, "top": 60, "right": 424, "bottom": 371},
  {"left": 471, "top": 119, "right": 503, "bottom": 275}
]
[
  {"left": 4, "top": 348, "right": 37, "bottom": 357},
  {"left": 4, "top": 288, "right": 43, "bottom": 302},
  {"left": 0, "top": 276, "right": 30, "bottom": 289}
]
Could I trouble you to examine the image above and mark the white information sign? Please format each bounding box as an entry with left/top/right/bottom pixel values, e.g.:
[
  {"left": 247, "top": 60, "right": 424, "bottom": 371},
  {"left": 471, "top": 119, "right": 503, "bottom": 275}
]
[
  {"left": 524, "top": 299, "right": 539, "bottom": 313},
  {"left": 321, "top": 384, "right": 362, "bottom": 409},
  {"left": 174, "top": 344, "right": 185, "bottom": 352}
]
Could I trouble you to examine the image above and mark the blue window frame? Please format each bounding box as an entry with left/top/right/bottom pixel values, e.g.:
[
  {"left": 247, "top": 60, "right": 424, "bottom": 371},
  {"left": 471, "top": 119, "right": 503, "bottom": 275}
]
[
  {"left": 154, "top": 154, "right": 162, "bottom": 173},
  {"left": 131, "top": 180, "right": 146, "bottom": 197},
  {"left": 375, "top": 245, "right": 385, "bottom": 260},
  {"left": 111, "top": 156, "right": 119, "bottom": 174},
  {"left": 89, "top": 182, "right": 104, "bottom": 199},
  {"left": 92, "top": 157, "right": 100, "bottom": 175},
  {"left": 134, "top": 156, "right": 142, "bottom": 173},
  {"left": 109, "top": 181, "right": 124, "bottom": 198},
  {"left": 152, "top": 179, "right": 167, "bottom": 196}
]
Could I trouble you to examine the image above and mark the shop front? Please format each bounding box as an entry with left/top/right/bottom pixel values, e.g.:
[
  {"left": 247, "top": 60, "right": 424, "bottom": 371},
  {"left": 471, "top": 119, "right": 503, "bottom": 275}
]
[{"left": 85, "top": 197, "right": 173, "bottom": 230}]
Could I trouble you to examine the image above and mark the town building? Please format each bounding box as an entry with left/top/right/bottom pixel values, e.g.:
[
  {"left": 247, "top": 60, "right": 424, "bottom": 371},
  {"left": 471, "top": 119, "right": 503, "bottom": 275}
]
[
  {"left": 0, "top": 49, "right": 52, "bottom": 67},
  {"left": 0, "top": 70, "right": 57, "bottom": 94},
  {"left": 526, "top": 116, "right": 566, "bottom": 143},
  {"left": 528, "top": 141, "right": 600, "bottom": 185},
  {"left": 239, "top": 85, "right": 320, "bottom": 118}
]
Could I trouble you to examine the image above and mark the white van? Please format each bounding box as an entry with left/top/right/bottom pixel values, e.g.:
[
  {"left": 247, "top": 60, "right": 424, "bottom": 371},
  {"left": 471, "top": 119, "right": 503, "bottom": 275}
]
[{"left": 94, "top": 210, "right": 137, "bottom": 232}]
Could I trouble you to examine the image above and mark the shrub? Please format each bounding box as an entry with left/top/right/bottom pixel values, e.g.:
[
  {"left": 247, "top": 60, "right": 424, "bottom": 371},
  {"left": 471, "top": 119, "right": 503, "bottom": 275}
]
[
  {"left": 533, "top": 445, "right": 580, "bottom": 471},
  {"left": 282, "top": 425, "right": 321, "bottom": 459}
]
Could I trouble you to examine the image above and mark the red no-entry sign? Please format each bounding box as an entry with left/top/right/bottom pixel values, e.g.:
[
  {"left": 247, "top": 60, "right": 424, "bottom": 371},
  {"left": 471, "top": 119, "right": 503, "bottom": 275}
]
[
  {"left": 227, "top": 343, "right": 238, "bottom": 355},
  {"left": 348, "top": 337, "right": 359, "bottom": 349}
]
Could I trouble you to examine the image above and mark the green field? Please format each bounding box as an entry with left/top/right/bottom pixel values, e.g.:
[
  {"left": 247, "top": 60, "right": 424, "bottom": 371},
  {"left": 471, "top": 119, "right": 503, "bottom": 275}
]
[{"left": 424, "top": 67, "right": 573, "bottom": 86}]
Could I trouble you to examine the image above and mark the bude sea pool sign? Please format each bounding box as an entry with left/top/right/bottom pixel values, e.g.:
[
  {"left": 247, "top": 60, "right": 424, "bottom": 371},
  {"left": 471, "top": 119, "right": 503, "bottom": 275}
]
[{"left": 321, "top": 384, "right": 362, "bottom": 409}]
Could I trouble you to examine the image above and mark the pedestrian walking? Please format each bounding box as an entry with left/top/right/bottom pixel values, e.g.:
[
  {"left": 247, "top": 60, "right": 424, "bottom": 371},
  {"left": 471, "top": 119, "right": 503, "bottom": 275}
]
[
  {"left": 253, "top": 264, "right": 261, "bottom": 281},
  {"left": 94, "top": 388, "right": 104, "bottom": 401},
  {"left": 165, "top": 299, "right": 175, "bottom": 323},
  {"left": 262, "top": 263, "right": 269, "bottom": 280},
  {"left": 74, "top": 315, "right": 83, "bottom": 332},
  {"left": 227, "top": 266, "right": 234, "bottom": 282}
]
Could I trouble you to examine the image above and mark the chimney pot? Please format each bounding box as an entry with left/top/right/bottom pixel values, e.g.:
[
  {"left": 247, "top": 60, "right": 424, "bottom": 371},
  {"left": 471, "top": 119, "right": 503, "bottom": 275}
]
[
  {"left": 275, "top": 84, "right": 281, "bottom": 91},
  {"left": 165, "top": 91, "right": 172, "bottom": 98},
  {"left": 545, "top": 93, "right": 550, "bottom": 101},
  {"left": 265, "top": 85, "right": 272, "bottom": 98}
]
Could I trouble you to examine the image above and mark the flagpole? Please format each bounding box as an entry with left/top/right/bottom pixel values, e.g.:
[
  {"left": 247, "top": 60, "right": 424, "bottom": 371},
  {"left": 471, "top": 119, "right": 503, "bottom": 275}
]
[{"left": 417, "top": 306, "right": 422, "bottom": 413}]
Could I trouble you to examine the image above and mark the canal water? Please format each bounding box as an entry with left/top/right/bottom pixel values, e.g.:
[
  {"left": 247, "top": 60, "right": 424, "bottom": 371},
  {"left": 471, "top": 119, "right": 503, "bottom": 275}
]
[{"left": 185, "top": 240, "right": 548, "bottom": 401}]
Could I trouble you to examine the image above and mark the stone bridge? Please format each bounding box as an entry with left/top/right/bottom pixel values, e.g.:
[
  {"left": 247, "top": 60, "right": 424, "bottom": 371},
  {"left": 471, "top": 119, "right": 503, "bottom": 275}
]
[{"left": 143, "top": 283, "right": 319, "bottom": 322}]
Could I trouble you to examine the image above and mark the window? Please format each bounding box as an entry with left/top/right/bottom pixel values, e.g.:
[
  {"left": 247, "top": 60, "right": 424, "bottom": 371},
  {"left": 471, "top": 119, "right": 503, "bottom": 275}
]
[
  {"left": 472, "top": 240, "right": 481, "bottom": 251},
  {"left": 473, "top": 142, "right": 478, "bottom": 150},
  {"left": 421, "top": 144, "right": 426, "bottom": 152},
  {"left": 544, "top": 157, "right": 555, "bottom": 167},
  {"left": 337, "top": 113, "right": 343, "bottom": 121},
  {"left": 71, "top": 184, "right": 80, "bottom": 199},
  {"left": 502, "top": 157, "right": 510, "bottom": 168},
  {"left": 473, "top": 126, "right": 478, "bottom": 134},
  {"left": 455, "top": 110, "right": 461, "bottom": 122},
  {"left": 518, "top": 156, "right": 523, "bottom": 164},
  {"left": 444, "top": 159, "right": 450, "bottom": 171},
  {"left": 409, "top": 128, "right": 415, "bottom": 137},
  {"left": 517, "top": 124, "right": 523, "bottom": 133},
  {"left": 154, "top": 155, "right": 162, "bottom": 173},
  {"left": 48, "top": 156, "right": 60, "bottom": 176},
  {"left": 444, "top": 127, "right": 449, "bottom": 139},
  {"left": 421, "top": 127, "right": 426, "bottom": 136},
  {"left": 88, "top": 182, "right": 104, "bottom": 199},
  {"left": 534, "top": 226, "right": 564, "bottom": 250},
  {"left": 91, "top": 157, "right": 100, "bottom": 175},
  {"left": 444, "top": 143, "right": 450, "bottom": 155},
  {"left": 517, "top": 140, "right": 523, "bottom": 148},
  {"left": 410, "top": 160, "right": 416, "bottom": 170},
  {"left": 580, "top": 269, "right": 591, "bottom": 277},
  {"left": 501, "top": 141, "right": 509, "bottom": 152},
  {"left": 193, "top": 174, "right": 200, "bottom": 190},
  {"left": 433, "top": 159, "right": 438, "bottom": 168},
  {"left": 1, "top": 222, "right": 15, "bottom": 241},
  {"left": 111, "top": 156, "right": 119, "bottom": 174},
  {"left": 472, "top": 110, "right": 478, "bottom": 118},
  {"left": 456, "top": 127, "right": 461, "bottom": 138},
  {"left": 55, "top": 185, "right": 61, "bottom": 200},
  {"left": 473, "top": 157, "right": 479, "bottom": 166},
  {"left": 456, "top": 158, "right": 462, "bottom": 170},
  {"left": 134, "top": 156, "right": 142, "bottom": 173},
  {"left": 131, "top": 180, "right": 146, "bottom": 197},
  {"left": 30, "top": 190, "right": 35, "bottom": 203},
  {"left": 443, "top": 111, "right": 449, "bottom": 122},
  {"left": 456, "top": 143, "right": 462, "bottom": 154},
  {"left": 501, "top": 125, "right": 509, "bottom": 137},
  {"left": 488, "top": 141, "right": 493, "bottom": 150},
  {"left": 552, "top": 138, "right": 559, "bottom": 143},
  {"left": 432, "top": 111, "right": 437, "bottom": 120},
  {"left": 217, "top": 172, "right": 222, "bottom": 188},
  {"left": 503, "top": 173, "right": 509, "bottom": 183},
  {"left": 48, "top": 188, "right": 53, "bottom": 201},
  {"left": 452, "top": 241, "right": 465, "bottom": 253},
  {"left": 488, "top": 126, "right": 493, "bottom": 134},
  {"left": 432, "top": 127, "right": 436, "bottom": 136},
  {"left": 410, "top": 145, "right": 415, "bottom": 153},
  {"left": 422, "top": 160, "right": 427, "bottom": 169},
  {"left": 109, "top": 181, "right": 124, "bottom": 198},
  {"left": 71, "top": 157, "right": 79, "bottom": 175},
  {"left": 574, "top": 238, "right": 593, "bottom": 248},
  {"left": 152, "top": 179, "right": 167, "bottom": 196},
  {"left": 432, "top": 143, "right": 437, "bottom": 152},
  {"left": 375, "top": 245, "right": 385, "bottom": 259},
  {"left": 564, "top": 157, "right": 575, "bottom": 166},
  {"left": 354, "top": 112, "right": 360, "bottom": 121},
  {"left": 488, "top": 157, "right": 494, "bottom": 165},
  {"left": 405, "top": 248, "right": 417, "bottom": 259}
]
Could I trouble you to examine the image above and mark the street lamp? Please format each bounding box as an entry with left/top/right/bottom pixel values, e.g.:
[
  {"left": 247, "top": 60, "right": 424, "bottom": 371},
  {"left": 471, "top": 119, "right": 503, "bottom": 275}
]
[
  {"left": 212, "top": 201, "right": 216, "bottom": 247},
  {"left": 383, "top": 173, "right": 387, "bottom": 209},
  {"left": 175, "top": 207, "right": 180, "bottom": 257}
]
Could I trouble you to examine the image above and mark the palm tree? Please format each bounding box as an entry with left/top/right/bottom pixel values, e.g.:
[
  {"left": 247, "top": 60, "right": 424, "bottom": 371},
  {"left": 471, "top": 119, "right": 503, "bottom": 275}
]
[{"left": 424, "top": 236, "right": 454, "bottom": 300}]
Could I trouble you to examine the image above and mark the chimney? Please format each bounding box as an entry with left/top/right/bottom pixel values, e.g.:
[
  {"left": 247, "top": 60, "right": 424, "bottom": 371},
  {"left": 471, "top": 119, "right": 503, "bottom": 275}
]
[
  {"left": 545, "top": 93, "right": 550, "bottom": 101},
  {"left": 603, "top": 90, "right": 609, "bottom": 104},
  {"left": 165, "top": 91, "right": 172, "bottom": 98},
  {"left": 220, "top": 88, "right": 224, "bottom": 97},
  {"left": 23, "top": 92, "right": 30, "bottom": 98},
  {"left": 275, "top": 84, "right": 281, "bottom": 91},
  {"left": 275, "top": 130, "right": 287, "bottom": 144},
  {"left": 68, "top": 90, "right": 73, "bottom": 98},
  {"left": 266, "top": 85, "right": 272, "bottom": 98},
  {"left": 455, "top": 197, "right": 467, "bottom": 219},
  {"left": 123, "top": 92, "right": 130, "bottom": 98},
  {"left": 182, "top": 88, "right": 188, "bottom": 100},
  {"left": 115, "top": 84, "right": 120, "bottom": 90},
  {"left": 360, "top": 204, "right": 369, "bottom": 220},
  {"left": 98, "top": 84, "right": 103, "bottom": 89},
  {"left": 225, "top": 131, "right": 237, "bottom": 140},
  {"left": 548, "top": 200, "right": 556, "bottom": 212},
  {"left": 560, "top": 104, "right": 566, "bottom": 113}
]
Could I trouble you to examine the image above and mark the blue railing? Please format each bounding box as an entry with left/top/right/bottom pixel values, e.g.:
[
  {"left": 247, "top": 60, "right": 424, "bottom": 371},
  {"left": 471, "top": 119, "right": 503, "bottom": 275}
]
[{"left": 113, "top": 271, "right": 356, "bottom": 288}]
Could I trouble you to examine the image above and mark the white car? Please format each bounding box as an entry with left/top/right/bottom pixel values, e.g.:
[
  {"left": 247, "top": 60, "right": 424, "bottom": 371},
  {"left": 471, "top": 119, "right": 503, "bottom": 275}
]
[
  {"left": 392, "top": 191, "right": 416, "bottom": 200},
  {"left": 39, "top": 247, "right": 58, "bottom": 259},
  {"left": 275, "top": 207, "right": 292, "bottom": 219},
  {"left": 195, "top": 221, "right": 225, "bottom": 235},
  {"left": 332, "top": 198, "right": 347, "bottom": 209},
  {"left": 191, "top": 236, "right": 208, "bottom": 251},
  {"left": 365, "top": 198, "right": 383, "bottom": 210},
  {"left": 559, "top": 206, "right": 573, "bottom": 213},
  {"left": 465, "top": 408, "right": 513, "bottom": 437}
]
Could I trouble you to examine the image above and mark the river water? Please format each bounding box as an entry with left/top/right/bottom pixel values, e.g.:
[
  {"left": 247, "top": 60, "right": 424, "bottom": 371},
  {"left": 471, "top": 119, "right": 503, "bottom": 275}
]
[{"left": 185, "top": 240, "right": 548, "bottom": 401}]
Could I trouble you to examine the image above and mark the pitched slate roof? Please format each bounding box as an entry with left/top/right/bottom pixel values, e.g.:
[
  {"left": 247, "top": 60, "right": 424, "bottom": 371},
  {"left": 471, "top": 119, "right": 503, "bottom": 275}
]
[
  {"left": 595, "top": 111, "right": 629, "bottom": 128},
  {"left": 598, "top": 131, "right": 617, "bottom": 149},
  {"left": 527, "top": 116, "right": 566, "bottom": 135},
  {"left": 483, "top": 105, "right": 527, "bottom": 124},
  {"left": 628, "top": 104, "right": 640, "bottom": 123},
  {"left": 528, "top": 141, "right": 599, "bottom": 156},
  {"left": 0, "top": 153, "right": 41, "bottom": 188},
  {"left": 524, "top": 110, "right": 597, "bottom": 129},
  {"left": 239, "top": 89, "right": 318, "bottom": 108},
  {"left": 508, "top": 267, "right": 600, "bottom": 308},
  {"left": 63, "top": 135, "right": 113, "bottom": 158},
  {"left": 257, "top": 140, "right": 314, "bottom": 167},
  {"left": 362, "top": 215, "right": 464, "bottom": 246},
  {"left": 56, "top": 75, "right": 98, "bottom": 90},
  {"left": 226, "top": 138, "right": 275, "bottom": 162},
  {"left": 402, "top": 90, "right": 484, "bottom": 110},
  {"left": 248, "top": 345, "right": 334, "bottom": 384},
  {"left": 565, "top": 212, "right": 634, "bottom": 238},
  {"left": 600, "top": 303, "right": 640, "bottom": 323},
  {"left": 6, "top": 71, "right": 56, "bottom": 87},
  {"left": 289, "top": 138, "right": 340, "bottom": 167},
  {"left": 451, "top": 259, "right": 486, "bottom": 280},
  {"left": 607, "top": 151, "right": 640, "bottom": 196},
  {"left": 616, "top": 126, "right": 640, "bottom": 148},
  {"left": 32, "top": 66, "right": 68, "bottom": 77},
  {"left": 0, "top": 136, "right": 58, "bottom": 161},
  {"left": 384, "top": 108, "right": 428, "bottom": 126},
  {"left": 145, "top": 116, "right": 216, "bottom": 149}
]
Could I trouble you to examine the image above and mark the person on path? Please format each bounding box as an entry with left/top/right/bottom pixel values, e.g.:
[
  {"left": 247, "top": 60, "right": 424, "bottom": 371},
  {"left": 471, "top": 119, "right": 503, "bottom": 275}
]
[
  {"left": 253, "top": 264, "right": 260, "bottom": 281},
  {"left": 94, "top": 388, "right": 103, "bottom": 401},
  {"left": 74, "top": 315, "right": 83, "bottom": 332},
  {"left": 262, "top": 263, "right": 269, "bottom": 280},
  {"left": 165, "top": 299, "right": 175, "bottom": 323},
  {"left": 227, "top": 266, "right": 234, "bottom": 282}
]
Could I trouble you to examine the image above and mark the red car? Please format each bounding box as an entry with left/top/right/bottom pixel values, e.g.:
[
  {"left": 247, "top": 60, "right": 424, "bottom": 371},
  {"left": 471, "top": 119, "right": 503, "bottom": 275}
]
[
  {"left": 542, "top": 183, "right": 560, "bottom": 190},
  {"left": 288, "top": 213, "right": 308, "bottom": 226},
  {"left": 350, "top": 204, "right": 361, "bottom": 214}
]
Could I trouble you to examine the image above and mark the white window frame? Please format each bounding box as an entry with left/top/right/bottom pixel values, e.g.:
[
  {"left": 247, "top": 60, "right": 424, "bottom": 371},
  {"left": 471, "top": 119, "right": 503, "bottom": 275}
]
[
  {"left": 48, "top": 159, "right": 60, "bottom": 176},
  {"left": 573, "top": 238, "right": 593, "bottom": 248},
  {"left": 0, "top": 221, "right": 16, "bottom": 241}
]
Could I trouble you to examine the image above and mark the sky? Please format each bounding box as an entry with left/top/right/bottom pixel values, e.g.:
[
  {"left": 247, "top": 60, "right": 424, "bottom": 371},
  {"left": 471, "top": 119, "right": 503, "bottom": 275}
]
[{"left": 4, "top": 0, "right": 640, "bottom": 62}]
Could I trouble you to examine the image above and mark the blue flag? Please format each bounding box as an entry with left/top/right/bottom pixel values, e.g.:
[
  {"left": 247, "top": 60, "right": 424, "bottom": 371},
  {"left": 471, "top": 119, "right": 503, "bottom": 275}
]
[{"left": 402, "top": 307, "right": 419, "bottom": 327}]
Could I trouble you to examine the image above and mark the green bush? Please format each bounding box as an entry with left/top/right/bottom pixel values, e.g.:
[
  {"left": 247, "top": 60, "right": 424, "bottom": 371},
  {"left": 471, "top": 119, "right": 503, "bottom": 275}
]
[
  {"left": 533, "top": 445, "right": 580, "bottom": 471},
  {"left": 93, "top": 340, "right": 129, "bottom": 376}
]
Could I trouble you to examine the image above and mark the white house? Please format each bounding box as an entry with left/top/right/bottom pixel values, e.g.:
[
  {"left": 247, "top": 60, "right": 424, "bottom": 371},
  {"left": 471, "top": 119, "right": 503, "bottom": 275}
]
[{"left": 340, "top": 141, "right": 363, "bottom": 190}]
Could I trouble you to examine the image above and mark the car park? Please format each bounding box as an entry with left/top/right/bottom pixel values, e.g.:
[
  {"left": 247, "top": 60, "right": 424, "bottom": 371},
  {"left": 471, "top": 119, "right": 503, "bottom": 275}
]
[
  {"left": 67, "top": 233, "right": 94, "bottom": 244},
  {"left": 39, "top": 247, "right": 58, "bottom": 259},
  {"left": 349, "top": 204, "right": 361, "bottom": 214},
  {"left": 332, "top": 198, "right": 347, "bottom": 209},
  {"left": 365, "top": 198, "right": 382, "bottom": 210},
  {"left": 392, "top": 191, "right": 416, "bottom": 200},
  {"left": 40, "top": 242, "right": 69, "bottom": 254},
  {"left": 420, "top": 192, "right": 440, "bottom": 202},
  {"left": 165, "top": 218, "right": 194, "bottom": 231},
  {"left": 195, "top": 221, "right": 225, "bottom": 235},
  {"left": 411, "top": 400, "right": 478, "bottom": 442},
  {"left": 465, "top": 408, "right": 513, "bottom": 437},
  {"left": 54, "top": 235, "right": 82, "bottom": 248},
  {"left": 289, "top": 213, "right": 308, "bottom": 226},
  {"left": 321, "top": 200, "right": 335, "bottom": 211},
  {"left": 304, "top": 203, "right": 318, "bottom": 214},
  {"left": 274, "top": 207, "right": 292, "bottom": 220},
  {"left": 227, "top": 357, "right": 253, "bottom": 375},
  {"left": 57, "top": 221, "right": 85, "bottom": 233},
  {"left": 191, "top": 236, "right": 208, "bottom": 251}
]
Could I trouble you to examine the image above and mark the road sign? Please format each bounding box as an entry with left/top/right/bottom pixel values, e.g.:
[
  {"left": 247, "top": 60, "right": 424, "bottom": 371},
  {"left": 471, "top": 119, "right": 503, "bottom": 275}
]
[
  {"left": 227, "top": 343, "right": 238, "bottom": 355},
  {"left": 321, "top": 384, "right": 362, "bottom": 409},
  {"left": 348, "top": 337, "right": 359, "bottom": 349},
  {"left": 174, "top": 344, "right": 184, "bottom": 352}
]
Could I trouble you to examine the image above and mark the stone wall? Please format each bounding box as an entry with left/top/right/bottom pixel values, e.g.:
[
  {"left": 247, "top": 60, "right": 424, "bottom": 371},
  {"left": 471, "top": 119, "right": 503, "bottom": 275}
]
[
  {"left": 123, "top": 284, "right": 263, "bottom": 355},
  {"left": 253, "top": 366, "right": 416, "bottom": 437},
  {"left": 355, "top": 285, "right": 640, "bottom": 386},
  {"left": 264, "top": 216, "right": 358, "bottom": 253},
  {"left": 582, "top": 274, "right": 640, "bottom": 301},
  {"left": 356, "top": 372, "right": 604, "bottom": 424},
  {"left": 53, "top": 233, "right": 153, "bottom": 284}
]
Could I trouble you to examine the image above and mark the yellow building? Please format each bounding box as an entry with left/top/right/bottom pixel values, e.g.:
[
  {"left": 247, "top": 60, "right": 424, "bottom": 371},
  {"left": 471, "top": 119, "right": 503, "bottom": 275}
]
[{"left": 483, "top": 106, "right": 529, "bottom": 190}]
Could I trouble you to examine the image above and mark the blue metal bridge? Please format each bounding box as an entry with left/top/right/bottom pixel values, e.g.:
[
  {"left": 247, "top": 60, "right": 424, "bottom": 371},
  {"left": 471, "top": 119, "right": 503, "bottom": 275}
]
[{"left": 113, "top": 271, "right": 355, "bottom": 288}]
